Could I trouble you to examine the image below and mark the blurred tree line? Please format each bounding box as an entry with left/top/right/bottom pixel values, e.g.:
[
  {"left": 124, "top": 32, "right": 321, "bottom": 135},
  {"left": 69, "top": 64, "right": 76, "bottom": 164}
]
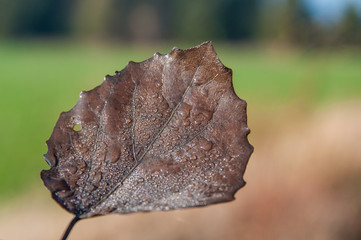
[{"left": 0, "top": 0, "right": 360, "bottom": 46}]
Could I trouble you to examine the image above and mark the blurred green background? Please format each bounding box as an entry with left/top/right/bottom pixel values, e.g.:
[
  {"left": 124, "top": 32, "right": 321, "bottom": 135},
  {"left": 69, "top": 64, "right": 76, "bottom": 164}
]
[{"left": 0, "top": 0, "right": 361, "bottom": 239}]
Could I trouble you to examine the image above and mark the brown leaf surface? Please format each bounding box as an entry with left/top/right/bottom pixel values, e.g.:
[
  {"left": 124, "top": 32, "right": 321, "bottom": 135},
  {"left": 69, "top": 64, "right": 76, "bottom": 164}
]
[{"left": 41, "top": 41, "right": 253, "bottom": 220}]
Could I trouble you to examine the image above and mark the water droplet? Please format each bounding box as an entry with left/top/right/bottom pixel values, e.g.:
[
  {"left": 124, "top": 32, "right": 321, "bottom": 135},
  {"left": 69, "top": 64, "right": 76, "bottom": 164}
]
[
  {"left": 93, "top": 172, "right": 102, "bottom": 185},
  {"left": 159, "top": 101, "right": 168, "bottom": 111},
  {"left": 178, "top": 103, "right": 192, "bottom": 119},
  {"left": 199, "top": 138, "right": 213, "bottom": 151},
  {"left": 171, "top": 187, "right": 179, "bottom": 193},
  {"left": 198, "top": 109, "right": 213, "bottom": 121},
  {"left": 177, "top": 151, "right": 185, "bottom": 158},
  {"left": 56, "top": 190, "right": 73, "bottom": 198},
  {"left": 194, "top": 77, "right": 208, "bottom": 86},
  {"left": 183, "top": 120, "right": 190, "bottom": 126},
  {"left": 87, "top": 184, "right": 96, "bottom": 191},
  {"left": 190, "top": 155, "right": 197, "bottom": 160},
  {"left": 80, "top": 161, "right": 87, "bottom": 169},
  {"left": 66, "top": 165, "right": 77, "bottom": 174},
  {"left": 201, "top": 88, "right": 208, "bottom": 97}
]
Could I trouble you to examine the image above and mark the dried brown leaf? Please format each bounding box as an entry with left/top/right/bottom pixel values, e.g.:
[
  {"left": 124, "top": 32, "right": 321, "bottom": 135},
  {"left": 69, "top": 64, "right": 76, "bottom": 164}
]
[{"left": 41, "top": 41, "right": 253, "bottom": 238}]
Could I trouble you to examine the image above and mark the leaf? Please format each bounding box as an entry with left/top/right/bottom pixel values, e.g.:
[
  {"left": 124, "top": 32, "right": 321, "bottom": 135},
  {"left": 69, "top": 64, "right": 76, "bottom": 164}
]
[{"left": 41, "top": 41, "right": 253, "bottom": 237}]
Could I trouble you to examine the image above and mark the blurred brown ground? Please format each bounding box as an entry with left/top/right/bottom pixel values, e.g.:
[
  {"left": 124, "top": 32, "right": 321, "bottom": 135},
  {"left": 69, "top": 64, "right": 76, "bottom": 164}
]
[{"left": 1, "top": 101, "right": 360, "bottom": 240}]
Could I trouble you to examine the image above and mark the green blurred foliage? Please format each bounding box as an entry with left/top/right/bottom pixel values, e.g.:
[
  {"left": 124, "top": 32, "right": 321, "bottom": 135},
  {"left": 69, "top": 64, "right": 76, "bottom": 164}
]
[
  {"left": 0, "top": 0, "right": 73, "bottom": 36},
  {"left": 0, "top": 0, "right": 360, "bottom": 46},
  {"left": 338, "top": 6, "right": 361, "bottom": 45},
  {"left": 258, "top": 0, "right": 314, "bottom": 44}
]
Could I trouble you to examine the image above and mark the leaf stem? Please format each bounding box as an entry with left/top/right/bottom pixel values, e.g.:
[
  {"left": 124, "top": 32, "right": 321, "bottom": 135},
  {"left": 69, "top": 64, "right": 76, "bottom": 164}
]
[{"left": 61, "top": 216, "right": 81, "bottom": 240}]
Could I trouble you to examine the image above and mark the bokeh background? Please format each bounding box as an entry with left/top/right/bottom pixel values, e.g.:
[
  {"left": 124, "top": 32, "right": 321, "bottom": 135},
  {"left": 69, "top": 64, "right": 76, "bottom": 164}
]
[{"left": 1, "top": 0, "right": 361, "bottom": 239}]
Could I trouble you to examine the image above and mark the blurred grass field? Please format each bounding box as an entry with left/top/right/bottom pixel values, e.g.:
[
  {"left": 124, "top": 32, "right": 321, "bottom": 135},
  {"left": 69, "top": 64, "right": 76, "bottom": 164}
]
[{"left": 1, "top": 40, "right": 361, "bottom": 202}]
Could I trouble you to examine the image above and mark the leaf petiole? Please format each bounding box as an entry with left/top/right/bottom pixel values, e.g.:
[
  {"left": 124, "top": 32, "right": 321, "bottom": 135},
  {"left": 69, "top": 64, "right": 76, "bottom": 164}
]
[{"left": 61, "top": 216, "right": 81, "bottom": 240}]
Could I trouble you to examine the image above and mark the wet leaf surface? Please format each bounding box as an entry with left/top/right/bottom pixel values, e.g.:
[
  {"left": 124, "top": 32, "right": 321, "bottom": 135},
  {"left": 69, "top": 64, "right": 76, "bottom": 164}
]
[{"left": 41, "top": 41, "right": 253, "bottom": 222}]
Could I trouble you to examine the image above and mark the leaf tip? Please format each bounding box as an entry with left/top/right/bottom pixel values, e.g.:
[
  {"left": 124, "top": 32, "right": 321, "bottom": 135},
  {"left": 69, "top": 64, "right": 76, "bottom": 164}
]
[{"left": 204, "top": 40, "right": 212, "bottom": 45}]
